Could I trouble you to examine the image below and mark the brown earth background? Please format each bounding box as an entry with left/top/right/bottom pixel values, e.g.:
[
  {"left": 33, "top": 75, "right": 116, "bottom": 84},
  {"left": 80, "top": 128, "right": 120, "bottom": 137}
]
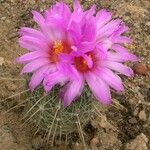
[{"left": 0, "top": 0, "right": 150, "bottom": 150}]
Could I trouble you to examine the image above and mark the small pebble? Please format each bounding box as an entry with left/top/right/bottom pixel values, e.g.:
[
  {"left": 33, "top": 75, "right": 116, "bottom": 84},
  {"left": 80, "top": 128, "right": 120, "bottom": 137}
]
[
  {"left": 72, "top": 143, "right": 84, "bottom": 150},
  {"left": 8, "top": 32, "right": 18, "bottom": 39},
  {"left": 125, "top": 133, "right": 148, "bottom": 150},
  {"left": 146, "top": 21, "right": 150, "bottom": 26},
  {"left": 90, "top": 137, "right": 99, "bottom": 150},
  {"left": 0, "top": 0, "right": 5, "bottom": 3},
  {"left": 1, "top": 16, "right": 6, "bottom": 21},
  {"left": 139, "top": 110, "right": 147, "bottom": 121},
  {"left": 0, "top": 57, "right": 4, "bottom": 66},
  {"left": 133, "top": 63, "right": 149, "bottom": 75},
  {"left": 133, "top": 108, "right": 139, "bottom": 116},
  {"left": 129, "top": 117, "right": 138, "bottom": 124}
]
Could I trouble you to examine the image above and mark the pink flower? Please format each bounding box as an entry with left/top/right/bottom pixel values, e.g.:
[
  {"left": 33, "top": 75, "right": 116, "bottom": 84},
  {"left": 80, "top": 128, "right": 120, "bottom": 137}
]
[
  {"left": 17, "top": 2, "right": 76, "bottom": 92},
  {"left": 18, "top": 0, "right": 138, "bottom": 107}
]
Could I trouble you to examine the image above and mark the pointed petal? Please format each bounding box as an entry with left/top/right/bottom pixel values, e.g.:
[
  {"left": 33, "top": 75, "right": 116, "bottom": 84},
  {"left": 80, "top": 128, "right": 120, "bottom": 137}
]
[
  {"left": 85, "top": 5, "right": 96, "bottom": 19},
  {"left": 19, "top": 27, "right": 46, "bottom": 40},
  {"left": 44, "top": 23, "right": 65, "bottom": 42},
  {"left": 44, "top": 1, "right": 71, "bottom": 28},
  {"left": 16, "top": 51, "right": 49, "bottom": 63},
  {"left": 102, "top": 61, "right": 134, "bottom": 76},
  {"left": 32, "top": 10, "right": 64, "bottom": 42},
  {"left": 107, "top": 52, "right": 139, "bottom": 62},
  {"left": 111, "top": 44, "right": 139, "bottom": 62},
  {"left": 113, "top": 24, "right": 129, "bottom": 36},
  {"left": 68, "top": 21, "right": 82, "bottom": 44},
  {"left": 112, "top": 36, "right": 132, "bottom": 44},
  {"left": 43, "top": 71, "right": 67, "bottom": 93},
  {"left": 96, "top": 44, "right": 108, "bottom": 59},
  {"left": 29, "top": 64, "right": 51, "bottom": 91},
  {"left": 61, "top": 77, "right": 84, "bottom": 107},
  {"left": 95, "top": 68, "right": 124, "bottom": 92},
  {"left": 43, "top": 78, "right": 54, "bottom": 94},
  {"left": 96, "top": 9, "right": 112, "bottom": 29},
  {"left": 32, "top": 11, "right": 45, "bottom": 27},
  {"left": 68, "top": 0, "right": 83, "bottom": 28},
  {"left": 97, "top": 19, "right": 122, "bottom": 37},
  {"left": 112, "top": 44, "right": 131, "bottom": 53},
  {"left": 19, "top": 36, "right": 49, "bottom": 51},
  {"left": 21, "top": 58, "right": 50, "bottom": 74},
  {"left": 19, "top": 40, "right": 38, "bottom": 51},
  {"left": 78, "top": 41, "right": 96, "bottom": 53},
  {"left": 82, "top": 16, "right": 96, "bottom": 41},
  {"left": 73, "top": 0, "right": 82, "bottom": 11},
  {"left": 85, "top": 72, "right": 112, "bottom": 105},
  {"left": 57, "top": 63, "right": 81, "bottom": 80}
]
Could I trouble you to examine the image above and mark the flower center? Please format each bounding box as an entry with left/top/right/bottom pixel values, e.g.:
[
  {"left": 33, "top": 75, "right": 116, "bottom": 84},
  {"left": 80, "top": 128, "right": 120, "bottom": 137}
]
[
  {"left": 53, "top": 41, "right": 64, "bottom": 55},
  {"left": 50, "top": 40, "right": 70, "bottom": 63},
  {"left": 74, "top": 54, "right": 93, "bottom": 72}
]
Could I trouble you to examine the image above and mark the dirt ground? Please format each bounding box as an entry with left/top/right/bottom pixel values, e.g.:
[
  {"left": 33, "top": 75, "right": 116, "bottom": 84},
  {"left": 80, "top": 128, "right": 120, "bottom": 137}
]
[{"left": 0, "top": 0, "right": 150, "bottom": 150}]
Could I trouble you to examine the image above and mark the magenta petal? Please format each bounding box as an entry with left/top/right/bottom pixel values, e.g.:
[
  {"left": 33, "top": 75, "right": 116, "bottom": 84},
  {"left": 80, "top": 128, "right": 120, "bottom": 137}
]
[
  {"left": 44, "top": 24, "right": 65, "bottom": 42},
  {"left": 107, "top": 52, "right": 139, "bottom": 62},
  {"left": 59, "top": 53, "right": 73, "bottom": 63},
  {"left": 44, "top": 2, "right": 71, "bottom": 28},
  {"left": 68, "top": 0, "right": 83, "bottom": 27},
  {"left": 95, "top": 68, "right": 124, "bottom": 92},
  {"left": 68, "top": 21, "right": 82, "bottom": 44},
  {"left": 73, "top": 0, "right": 82, "bottom": 11},
  {"left": 19, "top": 36, "right": 49, "bottom": 51},
  {"left": 86, "top": 5, "right": 96, "bottom": 18},
  {"left": 32, "top": 11, "right": 60, "bottom": 42},
  {"left": 16, "top": 51, "right": 48, "bottom": 63},
  {"left": 96, "top": 44, "right": 108, "bottom": 59},
  {"left": 43, "top": 77, "right": 53, "bottom": 93},
  {"left": 29, "top": 65, "right": 50, "bottom": 91},
  {"left": 112, "top": 36, "right": 132, "bottom": 44},
  {"left": 61, "top": 77, "right": 84, "bottom": 107},
  {"left": 45, "top": 2, "right": 71, "bottom": 18},
  {"left": 19, "top": 27, "right": 46, "bottom": 40},
  {"left": 96, "top": 9, "right": 112, "bottom": 29},
  {"left": 112, "top": 44, "right": 131, "bottom": 53},
  {"left": 21, "top": 58, "right": 50, "bottom": 74},
  {"left": 57, "top": 63, "right": 81, "bottom": 80},
  {"left": 113, "top": 24, "right": 129, "bottom": 36},
  {"left": 97, "top": 19, "right": 122, "bottom": 37},
  {"left": 78, "top": 41, "right": 96, "bottom": 53},
  {"left": 85, "top": 72, "right": 112, "bottom": 105},
  {"left": 111, "top": 44, "right": 139, "bottom": 62},
  {"left": 32, "top": 11, "right": 45, "bottom": 27},
  {"left": 43, "top": 71, "right": 67, "bottom": 93},
  {"left": 82, "top": 16, "right": 96, "bottom": 41},
  {"left": 102, "top": 61, "right": 134, "bottom": 76},
  {"left": 19, "top": 40, "right": 38, "bottom": 51}
]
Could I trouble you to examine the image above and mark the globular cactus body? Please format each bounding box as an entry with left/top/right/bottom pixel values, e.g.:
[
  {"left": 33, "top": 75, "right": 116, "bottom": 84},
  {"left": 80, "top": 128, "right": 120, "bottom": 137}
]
[{"left": 24, "top": 86, "right": 96, "bottom": 144}]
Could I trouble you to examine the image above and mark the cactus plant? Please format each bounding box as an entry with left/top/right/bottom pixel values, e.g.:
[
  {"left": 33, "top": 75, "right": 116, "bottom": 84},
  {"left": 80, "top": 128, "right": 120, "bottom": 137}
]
[{"left": 23, "top": 85, "right": 96, "bottom": 146}]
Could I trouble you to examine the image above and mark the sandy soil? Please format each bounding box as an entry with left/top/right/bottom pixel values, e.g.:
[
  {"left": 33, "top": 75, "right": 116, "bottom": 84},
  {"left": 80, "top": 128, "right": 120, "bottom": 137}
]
[{"left": 0, "top": 0, "right": 150, "bottom": 149}]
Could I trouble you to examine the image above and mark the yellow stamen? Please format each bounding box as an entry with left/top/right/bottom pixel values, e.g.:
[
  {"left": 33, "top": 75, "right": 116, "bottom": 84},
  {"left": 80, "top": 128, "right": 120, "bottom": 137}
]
[{"left": 53, "top": 40, "right": 64, "bottom": 55}]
